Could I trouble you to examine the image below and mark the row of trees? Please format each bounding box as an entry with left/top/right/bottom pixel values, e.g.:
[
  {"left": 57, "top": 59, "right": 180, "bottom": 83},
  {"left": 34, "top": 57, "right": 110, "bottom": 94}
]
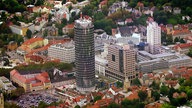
[{"left": 15, "top": 62, "right": 73, "bottom": 71}]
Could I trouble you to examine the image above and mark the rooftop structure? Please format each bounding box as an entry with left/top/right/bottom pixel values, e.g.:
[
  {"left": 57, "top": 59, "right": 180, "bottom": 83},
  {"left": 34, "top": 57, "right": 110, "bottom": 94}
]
[{"left": 137, "top": 51, "right": 192, "bottom": 72}]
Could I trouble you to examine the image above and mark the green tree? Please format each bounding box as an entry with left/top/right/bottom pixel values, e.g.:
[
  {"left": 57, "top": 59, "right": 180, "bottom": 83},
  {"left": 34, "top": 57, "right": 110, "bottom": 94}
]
[
  {"left": 116, "top": 81, "right": 123, "bottom": 88},
  {"left": 94, "top": 96, "right": 102, "bottom": 102},
  {"left": 178, "top": 78, "right": 185, "bottom": 85},
  {"left": 160, "top": 85, "right": 169, "bottom": 96},
  {"left": 180, "top": 38, "right": 186, "bottom": 43},
  {"left": 121, "top": 99, "right": 144, "bottom": 108},
  {"left": 48, "top": 14, "right": 53, "bottom": 22},
  {"left": 75, "top": 105, "right": 80, "bottom": 108},
  {"left": 152, "top": 90, "right": 160, "bottom": 101},
  {"left": 161, "top": 103, "right": 176, "bottom": 108},
  {"left": 62, "top": 0, "right": 66, "bottom": 4},
  {"left": 187, "top": 47, "right": 192, "bottom": 57},
  {"left": 38, "top": 101, "right": 48, "bottom": 108},
  {"left": 107, "top": 102, "right": 120, "bottom": 108},
  {"left": 62, "top": 18, "right": 67, "bottom": 26},
  {"left": 94, "top": 19, "right": 116, "bottom": 35},
  {"left": 166, "top": 35, "right": 173, "bottom": 45},
  {"left": 101, "top": 5, "right": 109, "bottom": 16},
  {"left": 0, "top": 22, "right": 12, "bottom": 34},
  {"left": 168, "top": 87, "right": 176, "bottom": 99},
  {"left": 4, "top": 102, "right": 20, "bottom": 108},
  {"left": 82, "top": 4, "right": 94, "bottom": 16},
  {"left": 138, "top": 90, "right": 148, "bottom": 101},
  {"left": 150, "top": 81, "right": 160, "bottom": 90},
  {"left": 187, "top": 89, "right": 192, "bottom": 99},
  {"left": 35, "top": 0, "right": 44, "bottom": 6},
  {"left": 43, "top": 29, "right": 48, "bottom": 37},
  {"left": 174, "top": 37, "right": 179, "bottom": 43},
  {"left": 94, "top": 12, "right": 105, "bottom": 21},
  {"left": 26, "top": 29, "right": 32, "bottom": 39},
  {"left": 132, "top": 78, "right": 141, "bottom": 86}
]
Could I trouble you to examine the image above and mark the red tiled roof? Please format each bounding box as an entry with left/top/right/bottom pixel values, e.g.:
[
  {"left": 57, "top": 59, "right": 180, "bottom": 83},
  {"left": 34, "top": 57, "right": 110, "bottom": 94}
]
[
  {"left": 174, "top": 43, "right": 192, "bottom": 49},
  {"left": 32, "top": 82, "right": 43, "bottom": 87},
  {"left": 172, "top": 29, "right": 191, "bottom": 36},
  {"left": 75, "top": 96, "right": 85, "bottom": 102},
  {"left": 100, "top": 0, "right": 108, "bottom": 6},
  {"left": 30, "top": 44, "right": 51, "bottom": 54},
  {"left": 126, "top": 91, "right": 139, "bottom": 100},
  {"left": 10, "top": 69, "right": 31, "bottom": 83},
  {"left": 10, "top": 69, "right": 51, "bottom": 85},
  {"left": 145, "top": 102, "right": 162, "bottom": 108},
  {"left": 22, "top": 37, "right": 44, "bottom": 45},
  {"left": 35, "top": 72, "right": 50, "bottom": 83},
  {"left": 26, "top": 55, "right": 43, "bottom": 62},
  {"left": 64, "top": 23, "right": 74, "bottom": 29},
  {"left": 165, "top": 80, "right": 178, "bottom": 86},
  {"left": 48, "top": 39, "right": 71, "bottom": 45},
  {"left": 94, "top": 98, "right": 113, "bottom": 107}
]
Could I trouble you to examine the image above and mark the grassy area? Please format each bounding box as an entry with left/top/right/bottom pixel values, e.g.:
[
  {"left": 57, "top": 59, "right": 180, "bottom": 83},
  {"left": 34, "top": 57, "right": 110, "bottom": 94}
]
[{"left": 167, "top": 18, "right": 177, "bottom": 25}]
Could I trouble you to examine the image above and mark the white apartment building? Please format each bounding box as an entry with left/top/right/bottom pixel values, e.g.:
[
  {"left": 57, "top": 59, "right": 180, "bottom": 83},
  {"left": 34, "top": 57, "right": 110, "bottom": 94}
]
[
  {"left": 147, "top": 21, "right": 161, "bottom": 54},
  {"left": 48, "top": 41, "right": 75, "bottom": 63},
  {"left": 0, "top": 76, "right": 16, "bottom": 93},
  {"left": 95, "top": 56, "right": 108, "bottom": 76}
]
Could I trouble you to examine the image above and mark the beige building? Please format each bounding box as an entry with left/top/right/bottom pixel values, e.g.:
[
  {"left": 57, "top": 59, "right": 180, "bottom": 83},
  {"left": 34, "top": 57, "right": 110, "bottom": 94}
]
[
  {"left": 10, "top": 69, "right": 52, "bottom": 92},
  {"left": 105, "top": 43, "right": 137, "bottom": 82},
  {"left": 16, "top": 37, "right": 48, "bottom": 55},
  {"left": 0, "top": 93, "right": 3, "bottom": 108}
]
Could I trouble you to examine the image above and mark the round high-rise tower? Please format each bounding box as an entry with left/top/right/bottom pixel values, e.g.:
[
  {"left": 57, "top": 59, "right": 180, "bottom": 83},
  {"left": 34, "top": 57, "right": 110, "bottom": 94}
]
[{"left": 74, "top": 18, "right": 95, "bottom": 92}]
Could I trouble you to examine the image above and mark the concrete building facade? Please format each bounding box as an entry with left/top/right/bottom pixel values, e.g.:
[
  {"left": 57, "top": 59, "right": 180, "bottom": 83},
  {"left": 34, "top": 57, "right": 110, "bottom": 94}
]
[
  {"left": 48, "top": 41, "right": 75, "bottom": 63},
  {"left": 147, "top": 21, "right": 161, "bottom": 54},
  {"left": 105, "top": 44, "right": 137, "bottom": 82}
]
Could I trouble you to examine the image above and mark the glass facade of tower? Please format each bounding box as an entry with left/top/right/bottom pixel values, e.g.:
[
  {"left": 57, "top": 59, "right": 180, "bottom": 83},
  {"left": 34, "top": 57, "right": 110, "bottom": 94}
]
[{"left": 74, "top": 19, "right": 95, "bottom": 92}]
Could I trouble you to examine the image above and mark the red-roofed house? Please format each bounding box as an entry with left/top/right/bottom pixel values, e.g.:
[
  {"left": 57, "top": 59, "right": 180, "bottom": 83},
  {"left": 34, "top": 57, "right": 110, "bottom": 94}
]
[
  {"left": 62, "top": 23, "right": 74, "bottom": 34},
  {"left": 99, "top": 0, "right": 108, "bottom": 9},
  {"left": 74, "top": 96, "right": 87, "bottom": 107},
  {"left": 16, "top": 37, "right": 48, "bottom": 55},
  {"left": 93, "top": 98, "right": 113, "bottom": 108},
  {"left": 126, "top": 91, "right": 139, "bottom": 100},
  {"left": 172, "top": 28, "right": 191, "bottom": 39},
  {"left": 145, "top": 102, "right": 162, "bottom": 108},
  {"left": 10, "top": 69, "right": 52, "bottom": 92},
  {"left": 174, "top": 43, "right": 192, "bottom": 54}
]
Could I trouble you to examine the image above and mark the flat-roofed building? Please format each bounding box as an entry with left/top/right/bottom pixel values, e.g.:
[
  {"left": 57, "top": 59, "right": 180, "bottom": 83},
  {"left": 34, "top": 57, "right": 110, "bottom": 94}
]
[
  {"left": 137, "top": 51, "right": 192, "bottom": 72},
  {"left": 95, "top": 56, "right": 108, "bottom": 76},
  {"left": 48, "top": 40, "right": 75, "bottom": 63}
]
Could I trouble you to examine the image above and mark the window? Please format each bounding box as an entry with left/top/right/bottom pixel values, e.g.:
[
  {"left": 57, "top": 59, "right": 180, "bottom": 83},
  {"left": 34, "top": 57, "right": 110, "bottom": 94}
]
[{"left": 112, "top": 54, "right": 115, "bottom": 61}]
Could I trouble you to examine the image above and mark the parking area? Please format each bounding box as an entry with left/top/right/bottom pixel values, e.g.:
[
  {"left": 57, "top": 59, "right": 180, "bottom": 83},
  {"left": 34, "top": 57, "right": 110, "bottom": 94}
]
[{"left": 17, "top": 92, "right": 59, "bottom": 108}]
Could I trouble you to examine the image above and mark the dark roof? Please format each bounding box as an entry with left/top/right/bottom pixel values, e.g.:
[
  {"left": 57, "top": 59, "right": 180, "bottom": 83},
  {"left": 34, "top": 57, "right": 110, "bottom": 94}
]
[{"left": 119, "top": 26, "right": 136, "bottom": 37}]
